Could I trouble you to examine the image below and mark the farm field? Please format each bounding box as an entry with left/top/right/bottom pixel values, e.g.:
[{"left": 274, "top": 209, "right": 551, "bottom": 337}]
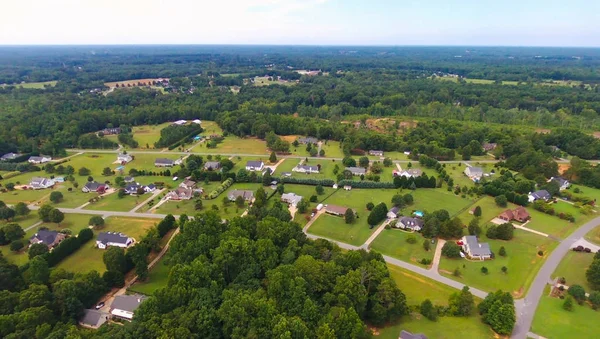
[
  {"left": 552, "top": 251, "right": 595, "bottom": 291},
  {"left": 192, "top": 135, "right": 268, "bottom": 155},
  {"left": 131, "top": 122, "right": 172, "bottom": 149},
  {"left": 439, "top": 230, "right": 557, "bottom": 297},
  {"left": 1, "top": 81, "right": 57, "bottom": 89},
  {"left": 371, "top": 230, "right": 434, "bottom": 266},
  {"left": 129, "top": 259, "right": 172, "bottom": 295},
  {"left": 531, "top": 291, "right": 600, "bottom": 339},
  {"left": 55, "top": 216, "right": 158, "bottom": 274}
]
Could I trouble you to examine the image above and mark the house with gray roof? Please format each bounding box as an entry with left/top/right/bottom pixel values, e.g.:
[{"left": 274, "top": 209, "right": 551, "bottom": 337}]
[
  {"left": 82, "top": 181, "right": 109, "bottom": 193},
  {"left": 29, "top": 177, "right": 54, "bottom": 190},
  {"left": 297, "top": 136, "right": 318, "bottom": 144},
  {"left": 550, "top": 176, "right": 570, "bottom": 190},
  {"left": 245, "top": 160, "right": 264, "bottom": 171},
  {"left": 79, "top": 309, "right": 109, "bottom": 329},
  {"left": 29, "top": 229, "right": 66, "bottom": 249},
  {"left": 166, "top": 187, "right": 193, "bottom": 200},
  {"left": 96, "top": 232, "right": 133, "bottom": 249},
  {"left": 228, "top": 189, "right": 254, "bottom": 202},
  {"left": 461, "top": 235, "right": 492, "bottom": 260},
  {"left": 528, "top": 189, "right": 552, "bottom": 203},
  {"left": 400, "top": 330, "right": 428, "bottom": 339},
  {"left": 345, "top": 167, "right": 366, "bottom": 176},
  {"left": 369, "top": 150, "right": 384, "bottom": 157},
  {"left": 396, "top": 217, "right": 424, "bottom": 231},
  {"left": 387, "top": 206, "right": 401, "bottom": 219},
  {"left": 124, "top": 176, "right": 135, "bottom": 183},
  {"left": 155, "top": 158, "right": 175, "bottom": 167},
  {"left": 292, "top": 164, "right": 319, "bottom": 174},
  {"left": 464, "top": 166, "right": 483, "bottom": 182},
  {"left": 1, "top": 152, "right": 21, "bottom": 161},
  {"left": 204, "top": 161, "right": 221, "bottom": 171},
  {"left": 117, "top": 153, "right": 133, "bottom": 164},
  {"left": 110, "top": 295, "right": 147, "bottom": 320},
  {"left": 281, "top": 193, "right": 303, "bottom": 207}
]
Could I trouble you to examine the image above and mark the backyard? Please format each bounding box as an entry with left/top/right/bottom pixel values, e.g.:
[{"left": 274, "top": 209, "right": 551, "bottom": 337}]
[{"left": 128, "top": 258, "right": 172, "bottom": 295}]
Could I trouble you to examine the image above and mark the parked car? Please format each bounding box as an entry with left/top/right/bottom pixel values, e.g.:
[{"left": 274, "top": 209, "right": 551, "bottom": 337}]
[{"left": 95, "top": 301, "right": 105, "bottom": 310}]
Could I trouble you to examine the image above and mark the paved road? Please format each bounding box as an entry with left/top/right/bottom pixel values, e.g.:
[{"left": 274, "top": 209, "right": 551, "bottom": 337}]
[
  {"left": 511, "top": 216, "right": 600, "bottom": 339},
  {"left": 29, "top": 205, "right": 169, "bottom": 219}
]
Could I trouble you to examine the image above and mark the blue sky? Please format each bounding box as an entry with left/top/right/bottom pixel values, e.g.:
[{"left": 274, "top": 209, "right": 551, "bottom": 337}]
[{"left": 1, "top": 0, "right": 598, "bottom": 46}]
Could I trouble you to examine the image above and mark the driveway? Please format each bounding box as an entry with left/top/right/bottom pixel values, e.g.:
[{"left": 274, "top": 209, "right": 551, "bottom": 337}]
[{"left": 430, "top": 239, "right": 446, "bottom": 272}]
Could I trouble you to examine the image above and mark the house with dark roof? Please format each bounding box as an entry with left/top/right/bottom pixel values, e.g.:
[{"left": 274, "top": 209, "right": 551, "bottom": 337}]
[
  {"left": 82, "top": 181, "right": 109, "bottom": 193},
  {"left": 297, "top": 136, "right": 318, "bottom": 144},
  {"left": 292, "top": 165, "right": 319, "bottom": 174},
  {"left": 110, "top": 295, "right": 147, "bottom": 320},
  {"left": 387, "top": 206, "right": 401, "bottom": 219},
  {"left": 464, "top": 166, "right": 483, "bottom": 182},
  {"left": 498, "top": 206, "right": 530, "bottom": 223},
  {"left": 100, "top": 127, "right": 121, "bottom": 135},
  {"left": 204, "top": 161, "right": 221, "bottom": 171},
  {"left": 124, "top": 184, "right": 142, "bottom": 195},
  {"left": 124, "top": 176, "right": 135, "bottom": 183},
  {"left": 1, "top": 153, "right": 21, "bottom": 161},
  {"left": 155, "top": 158, "right": 175, "bottom": 167},
  {"left": 396, "top": 217, "right": 424, "bottom": 231},
  {"left": 245, "top": 161, "right": 265, "bottom": 171},
  {"left": 29, "top": 230, "right": 66, "bottom": 249},
  {"left": 369, "top": 150, "right": 384, "bottom": 156},
  {"left": 461, "top": 235, "right": 492, "bottom": 260},
  {"left": 179, "top": 179, "right": 196, "bottom": 190},
  {"left": 29, "top": 177, "right": 54, "bottom": 190},
  {"left": 28, "top": 156, "right": 52, "bottom": 164},
  {"left": 400, "top": 330, "right": 428, "bottom": 339},
  {"left": 228, "top": 189, "right": 254, "bottom": 202},
  {"left": 550, "top": 176, "right": 570, "bottom": 190},
  {"left": 96, "top": 232, "right": 133, "bottom": 249},
  {"left": 482, "top": 142, "right": 497, "bottom": 152},
  {"left": 528, "top": 189, "right": 552, "bottom": 203},
  {"left": 79, "top": 309, "right": 109, "bottom": 329},
  {"left": 345, "top": 167, "right": 366, "bottom": 176}
]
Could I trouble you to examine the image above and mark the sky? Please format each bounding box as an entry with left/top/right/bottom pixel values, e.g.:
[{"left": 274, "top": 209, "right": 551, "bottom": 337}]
[{"left": 1, "top": 0, "right": 599, "bottom": 46}]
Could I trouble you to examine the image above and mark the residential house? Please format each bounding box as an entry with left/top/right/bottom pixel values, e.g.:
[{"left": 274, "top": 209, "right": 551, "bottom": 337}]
[
  {"left": 29, "top": 230, "right": 66, "bottom": 249},
  {"left": 245, "top": 161, "right": 265, "bottom": 172},
  {"left": 166, "top": 187, "right": 193, "bottom": 200},
  {"left": 117, "top": 153, "right": 133, "bottom": 164},
  {"left": 393, "top": 169, "right": 423, "bottom": 178},
  {"left": 79, "top": 309, "right": 109, "bottom": 329},
  {"left": 482, "top": 143, "right": 497, "bottom": 152},
  {"left": 297, "top": 136, "right": 318, "bottom": 144},
  {"left": 292, "top": 165, "right": 319, "bottom": 174},
  {"left": 28, "top": 156, "right": 52, "bottom": 164},
  {"left": 550, "top": 176, "right": 570, "bottom": 190},
  {"left": 345, "top": 167, "right": 366, "bottom": 176},
  {"left": 325, "top": 204, "right": 352, "bottom": 216},
  {"left": 29, "top": 177, "right": 54, "bottom": 190},
  {"left": 96, "top": 232, "right": 133, "bottom": 249},
  {"left": 343, "top": 185, "right": 352, "bottom": 191},
  {"left": 396, "top": 217, "right": 424, "bottom": 231},
  {"left": 179, "top": 179, "right": 196, "bottom": 190},
  {"left": 155, "top": 158, "right": 175, "bottom": 167},
  {"left": 528, "top": 190, "right": 552, "bottom": 203},
  {"left": 82, "top": 181, "right": 109, "bottom": 193},
  {"left": 281, "top": 193, "right": 303, "bottom": 207},
  {"left": 400, "top": 330, "right": 428, "bottom": 339},
  {"left": 461, "top": 235, "right": 492, "bottom": 260},
  {"left": 110, "top": 295, "right": 147, "bottom": 321},
  {"left": 281, "top": 172, "right": 292, "bottom": 177},
  {"left": 387, "top": 206, "right": 401, "bottom": 219},
  {"left": 204, "top": 161, "right": 221, "bottom": 171},
  {"left": 228, "top": 189, "right": 254, "bottom": 202},
  {"left": 172, "top": 120, "right": 187, "bottom": 125},
  {"left": 192, "top": 119, "right": 202, "bottom": 124},
  {"left": 124, "top": 176, "right": 135, "bottom": 183},
  {"left": 369, "top": 150, "right": 384, "bottom": 157},
  {"left": 1, "top": 153, "right": 21, "bottom": 161},
  {"left": 498, "top": 206, "right": 530, "bottom": 223},
  {"left": 101, "top": 127, "right": 121, "bottom": 135},
  {"left": 145, "top": 184, "right": 156, "bottom": 193},
  {"left": 124, "top": 184, "right": 142, "bottom": 195},
  {"left": 464, "top": 166, "right": 483, "bottom": 182}
]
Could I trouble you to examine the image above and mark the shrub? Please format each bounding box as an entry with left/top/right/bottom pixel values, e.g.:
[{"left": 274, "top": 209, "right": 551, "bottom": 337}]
[
  {"left": 366, "top": 202, "right": 374, "bottom": 211},
  {"left": 538, "top": 250, "right": 544, "bottom": 256},
  {"left": 442, "top": 242, "right": 462, "bottom": 258},
  {"left": 499, "top": 246, "right": 507, "bottom": 257},
  {"left": 406, "top": 235, "right": 417, "bottom": 244},
  {"left": 420, "top": 258, "right": 432, "bottom": 265},
  {"left": 563, "top": 296, "right": 574, "bottom": 311},
  {"left": 568, "top": 285, "right": 587, "bottom": 304},
  {"left": 481, "top": 266, "right": 488, "bottom": 274},
  {"left": 10, "top": 240, "right": 24, "bottom": 252}
]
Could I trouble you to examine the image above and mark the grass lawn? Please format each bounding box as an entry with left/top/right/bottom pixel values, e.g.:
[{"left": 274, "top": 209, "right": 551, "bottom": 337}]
[
  {"left": 444, "top": 163, "right": 497, "bottom": 189},
  {"left": 198, "top": 120, "right": 223, "bottom": 136},
  {"left": 457, "top": 196, "right": 509, "bottom": 224},
  {"left": 33, "top": 213, "right": 93, "bottom": 236},
  {"left": 585, "top": 226, "right": 600, "bottom": 246},
  {"left": 439, "top": 230, "right": 557, "bottom": 297},
  {"left": 276, "top": 158, "right": 339, "bottom": 180},
  {"left": 50, "top": 185, "right": 99, "bottom": 208},
  {"left": 409, "top": 189, "right": 475, "bottom": 217},
  {"left": 568, "top": 184, "right": 600, "bottom": 202},
  {"left": 191, "top": 136, "right": 268, "bottom": 155},
  {"left": 0, "top": 214, "right": 39, "bottom": 229},
  {"left": 1, "top": 81, "right": 57, "bottom": 89},
  {"left": 0, "top": 187, "right": 52, "bottom": 204},
  {"left": 371, "top": 230, "right": 434, "bottom": 266},
  {"left": 525, "top": 208, "right": 580, "bottom": 239},
  {"left": 61, "top": 153, "right": 117, "bottom": 178},
  {"left": 387, "top": 264, "right": 463, "bottom": 305},
  {"left": 131, "top": 122, "right": 172, "bottom": 149},
  {"left": 127, "top": 153, "right": 184, "bottom": 173},
  {"left": 531, "top": 292, "right": 600, "bottom": 339},
  {"left": 552, "top": 251, "right": 595, "bottom": 291},
  {"left": 128, "top": 258, "right": 172, "bottom": 295},
  {"left": 308, "top": 213, "right": 374, "bottom": 246},
  {"left": 84, "top": 192, "right": 144, "bottom": 212},
  {"left": 55, "top": 216, "right": 158, "bottom": 274},
  {"left": 288, "top": 140, "right": 345, "bottom": 159},
  {"left": 378, "top": 314, "right": 494, "bottom": 339}
]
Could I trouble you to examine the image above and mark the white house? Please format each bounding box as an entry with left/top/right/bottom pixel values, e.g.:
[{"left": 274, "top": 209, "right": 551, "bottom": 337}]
[
  {"left": 281, "top": 193, "right": 303, "bottom": 207},
  {"left": 387, "top": 206, "right": 401, "bottom": 219},
  {"left": 528, "top": 190, "right": 552, "bottom": 203},
  {"left": 29, "top": 177, "right": 55, "bottom": 190},
  {"left": 96, "top": 232, "right": 133, "bottom": 249},
  {"left": 110, "top": 295, "right": 146, "bottom": 321},
  {"left": 461, "top": 235, "right": 492, "bottom": 260},
  {"left": 192, "top": 119, "right": 202, "bottom": 124},
  {"left": 28, "top": 156, "right": 52, "bottom": 164},
  {"left": 292, "top": 165, "right": 319, "bottom": 174},
  {"left": 464, "top": 166, "right": 483, "bottom": 182},
  {"left": 393, "top": 169, "right": 423, "bottom": 178},
  {"left": 117, "top": 153, "right": 133, "bottom": 164},
  {"left": 173, "top": 120, "right": 187, "bottom": 125},
  {"left": 345, "top": 167, "right": 366, "bottom": 176},
  {"left": 245, "top": 161, "right": 265, "bottom": 172}
]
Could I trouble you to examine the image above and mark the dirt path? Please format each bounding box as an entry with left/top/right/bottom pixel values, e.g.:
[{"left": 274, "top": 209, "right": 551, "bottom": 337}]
[{"left": 430, "top": 239, "right": 446, "bottom": 272}]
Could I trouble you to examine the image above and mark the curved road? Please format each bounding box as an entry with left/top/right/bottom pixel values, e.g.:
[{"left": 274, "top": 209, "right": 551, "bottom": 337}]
[{"left": 511, "top": 215, "right": 600, "bottom": 339}]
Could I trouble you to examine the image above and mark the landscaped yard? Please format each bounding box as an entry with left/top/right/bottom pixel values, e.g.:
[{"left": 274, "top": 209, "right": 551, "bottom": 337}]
[
  {"left": 132, "top": 122, "right": 172, "bottom": 149},
  {"left": 531, "top": 291, "right": 600, "bottom": 339},
  {"left": 371, "top": 230, "right": 434, "bottom": 266},
  {"left": 55, "top": 216, "right": 158, "bottom": 274},
  {"left": 552, "top": 251, "right": 595, "bottom": 291},
  {"left": 439, "top": 229, "right": 557, "bottom": 297},
  {"left": 129, "top": 258, "right": 172, "bottom": 295}
]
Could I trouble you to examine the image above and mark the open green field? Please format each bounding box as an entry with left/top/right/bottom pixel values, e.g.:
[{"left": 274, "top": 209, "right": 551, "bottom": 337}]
[
  {"left": 192, "top": 135, "right": 268, "bottom": 154},
  {"left": 445, "top": 163, "right": 497, "bottom": 188},
  {"left": 129, "top": 259, "right": 172, "bottom": 295},
  {"left": 276, "top": 158, "right": 339, "bottom": 180},
  {"left": 50, "top": 185, "right": 99, "bottom": 209},
  {"left": 457, "top": 196, "right": 509, "bottom": 225},
  {"left": 371, "top": 230, "right": 434, "bottom": 265},
  {"left": 0, "top": 186, "right": 52, "bottom": 205},
  {"left": 585, "top": 226, "right": 600, "bottom": 246},
  {"left": 439, "top": 230, "right": 557, "bottom": 297},
  {"left": 61, "top": 153, "right": 116, "bottom": 178},
  {"left": 1, "top": 81, "right": 58, "bottom": 89},
  {"left": 84, "top": 192, "right": 144, "bottom": 212},
  {"left": 308, "top": 213, "right": 374, "bottom": 246},
  {"left": 409, "top": 189, "right": 475, "bottom": 217},
  {"left": 198, "top": 120, "right": 223, "bottom": 135},
  {"left": 531, "top": 292, "right": 600, "bottom": 339},
  {"left": 252, "top": 76, "right": 296, "bottom": 87},
  {"left": 435, "top": 76, "right": 518, "bottom": 86},
  {"left": 569, "top": 184, "right": 600, "bottom": 202},
  {"left": 552, "top": 251, "right": 595, "bottom": 291},
  {"left": 525, "top": 208, "right": 580, "bottom": 239},
  {"left": 281, "top": 184, "right": 335, "bottom": 203},
  {"left": 55, "top": 216, "right": 158, "bottom": 274},
  {"left": 0, "top": 214, "right": 39, "bottom": 229},
  {"left": 131, "top": 123, "right": 171, "bottom": 149},
  {"left": 287, "top": 139, "right": 345, "bottom": 159},
  {"left": 388, "top": 264, "right": 463, "bottom": 305}
]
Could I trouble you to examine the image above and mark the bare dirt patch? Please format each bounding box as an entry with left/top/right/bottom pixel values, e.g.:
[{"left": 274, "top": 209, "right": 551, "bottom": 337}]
[
  {"left": 593, "top": 132, "right": 600, "bottom": 139},
  {"left": 280, "top": 135, "right": 300, "bottom": 143},
  {"left": 558, "top": 164, "right": 571, "bottom": 174},
  {"left": 535, "top": 128, "right": 551, "bottom": 134}
]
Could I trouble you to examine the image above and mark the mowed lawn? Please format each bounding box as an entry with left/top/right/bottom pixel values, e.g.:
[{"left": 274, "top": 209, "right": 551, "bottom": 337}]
[
  {"left": 129, "top": 258, "right": 172, "bottom": 295},
  {"left": 84, "top": 192, "right": 145, "bottom": 212},
  {"left": 55, "top": 216, "right": 158, "bottom": 274},
  {"left": 1, "top": 81, "right": 57, "bottom": 89},
  {"left": 191, "top": 136, "right": 268, "bottom": 155},
  {"left": 585, "top": 226, "right": 600, "bottom": 245},
  {"left": 409, "top": 189, "right": 475, "bottom": 217},
  {"left": 532, "top": 292, "right": 600, "bottom": 339},
  {"left": 276, "top": 158, "right": 339, "bottom": 180},
  {"left": 378, "top": 314, "right": 494, "bottom": 339},
  {"left": 457, "top": 196, "right": 509, "bottom": 224},
  {"left": 62, "top": 153, "right": 117, "bottom": 178},
  {"left": 525, "top": 208, "right": 580, "bottom": 239},
  {"left": 552, "top": 251, "right": 595, "bottom": 291},
  {"left": 127, "top": 153, "right": 184, "bottom": 173},
  {"left": 439, "top": 230, "right": 557, "bottom": 297},
  {"left": 370, "top": 230, "right": 434, "bottom": 265},
  {"left": 132, "top": 122, "right": 171, "bottom": 149}
]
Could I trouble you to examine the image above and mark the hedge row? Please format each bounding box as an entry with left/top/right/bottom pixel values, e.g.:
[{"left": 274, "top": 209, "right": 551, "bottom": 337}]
[
  {"left": 279, "top": 177, "right": 335, "bottom": 186},
  {"left": 337, "top": 180, "right": 396, "bottom": 189},
  {"left": 207, "top": 178, "right": 234, "bottom": 199},
  {"left": 168, "top": 125, "right": 203, "bottom": 150},
  {"left": 42, "top": 228, "right": 94, "bottom": 267}
]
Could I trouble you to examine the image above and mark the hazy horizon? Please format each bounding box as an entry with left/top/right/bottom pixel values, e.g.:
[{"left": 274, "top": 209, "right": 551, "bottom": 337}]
[{"left": 2, "top": 0, "right": 599, "bottom": 47}]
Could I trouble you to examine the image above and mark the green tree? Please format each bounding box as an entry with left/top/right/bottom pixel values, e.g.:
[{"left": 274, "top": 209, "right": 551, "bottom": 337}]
[
  {"left": 495, "top": 195, "right": 508, "bottom": 207},
  {"left": 38, "top": 204, "right": 53, "bottom": 222},
  {"left": 297, "top": 198, "right": 310, "bottom": 214},
  {"left": 13, "top": 202, "right": 30, "bottom": 216},
  {"left": 568, "top": 284, "right": 587, "bottom": 304},
  {"left": 383, "top": 157, "right": 392, "bottom": 167},
  {"left": 366, "top": 202, "right": 374, "bottom": 211},
  {"left": 78, "top": 167, "right": 90, "bottom": 176},
  {"left": 117, "top": 189, "right": 126, "bottom": 198},
  {"left": 49, "top": 191, "right": 63, "bottom": 203},
  {"left": 269, "top": 152, "right": 277, "bottom": 163},
  {"left": 235, "top": 195, "right": 245, "bottom": 208},
  {"left": 10, "top": 240, "right": 24, "bottom": 252},
  {"left": 49, "top": 208, "right": 64, "bottom": 225},
  {"left": 0, "top": 207, "right": 15, "bottom": 221},
  {"left": 481, "top": 266, "right": 488, "bottom": 274},
  {"left": 26, "top": 256, "right": 50, "bottom": 285},
  {"left": 423, "top": 239, "right": 431, "bottom": 251},
  {"left": 468, "top": 218, "right": 481, "bottom": 236},
  {"left": 499, "top": 246, "right": 507, "bottom": 256},
  {"left": 420, "top": 299, "right": 437, "bottom": 321},
  {"left": 3, "top": 223, "right": 24, "bottom": 241},
  {"left": 448, "top": 286, "right": 475, "bottom": 316},
  {"left": 441, "top": 242, "right": 462, "bottom": 258},
  {"left": 473, "top": 205, "right": 482, "bottom": 217},
  {"left": 588, "top": 291, "right": 600, "bottom": 310},
  {"left": 89, "top": 215, "right": 105, "bottom": 228},
  {"left": 367, "top": 203, "right": 388, "bottom": 226},
  {"left": 316, "top": 185, "right": 324, "bottom": 195},
  {"left": 344, "top": 208, "right": 355, "bottom": 224},
  {"left": 103, "top": 247, "right": 127, "bottom": 273},
  {"left": 358, "top": 156, "right": 369, "bottom": 168},
  {"left": 563, "top": 295, "right": 574, "bottom": 311},
  {"left": 102, "top": 167, "right": 112, "bottom": 176},
  {"left": 28, "top": 243, "right": 49, "bottom": 259}
]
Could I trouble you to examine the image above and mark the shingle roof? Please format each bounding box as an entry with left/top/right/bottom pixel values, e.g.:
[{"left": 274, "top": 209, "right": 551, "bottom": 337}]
[
  {"left": 97, "top": 232, "right": 130, "bottom": 245},
  {"left": 111, "top": 295, "right": 146, "bottom": 313},
  {"left": 467, "top": 166, "right": 483, "bottom": 174},
  {"left": 464, "top": 235, "right": 491, "bottom": 257},
  {"left": 400, "top": 330, "right": 428, "bottom": 339},
  {"left": 398, "top": 216, "right": 424, "bottom": 228},
  {"left": 204, "top": 161, "right": 221, "bottom": 169},
  {"left": 326, "top": 205, "right": 350, "bottom": 215},
  {"left": 80, "top": 309, "right": 108, "bottom": 327},
  {"left": 30, "top": 229, "right": 61, "bottom": 246},
  {"left": 346, "top": 167, "right": 366, "bottom": 174},
  {"left": 531, "top": 190, "right": 551, "bottom": 200},
  {"left": 155, "top": 158, "right": 174, "bottom": 165},
  {"left": 246, "top": 160, "right": 264, "bottom": 167},
  {"left": 84, "top": 181, "right": 104, "bottom": 191}
]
